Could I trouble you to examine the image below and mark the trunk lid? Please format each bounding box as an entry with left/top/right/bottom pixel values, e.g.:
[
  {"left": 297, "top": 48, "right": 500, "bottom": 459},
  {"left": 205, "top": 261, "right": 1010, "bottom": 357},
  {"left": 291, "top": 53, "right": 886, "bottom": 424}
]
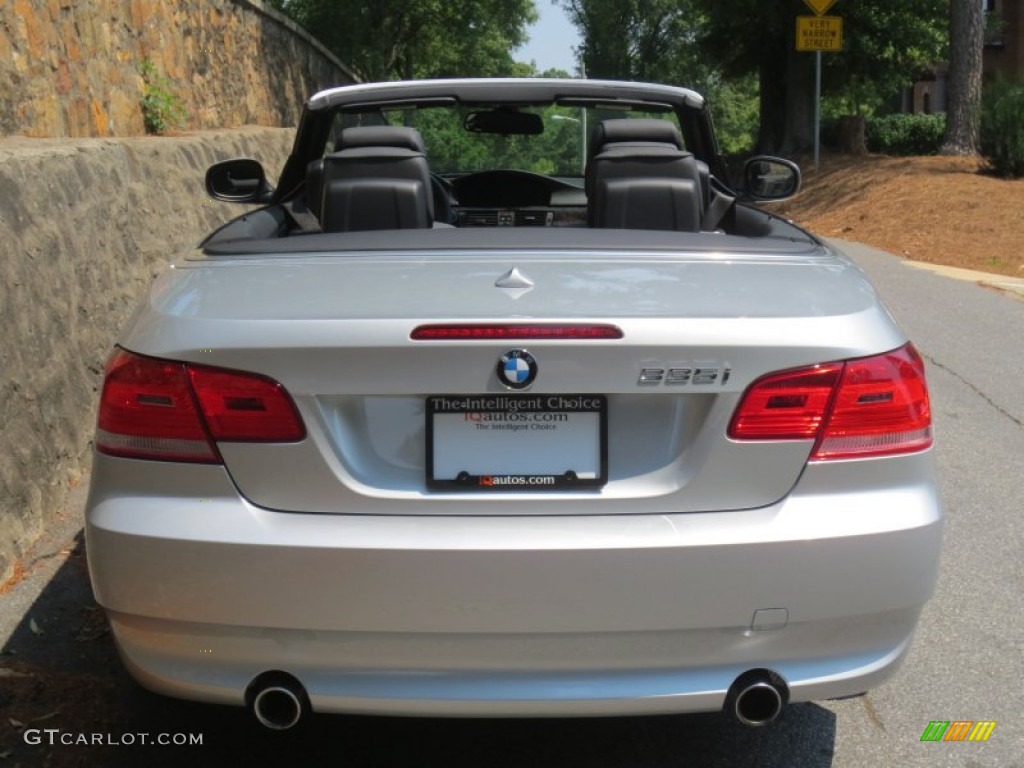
[{"left": 121, "top": 243, "right": 905, "bottom": 515}]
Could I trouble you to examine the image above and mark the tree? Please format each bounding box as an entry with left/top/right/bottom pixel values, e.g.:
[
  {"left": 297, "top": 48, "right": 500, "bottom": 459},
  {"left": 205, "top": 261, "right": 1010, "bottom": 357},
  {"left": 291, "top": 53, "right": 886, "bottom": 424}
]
[
  {"left": 269, "top": 0, "right": 537, "bottom": 82},
  {"left": 560, "top": 0, "right": 711, "bottom": 84},
  {"left": 563, "top": 0, "right": 948, "bottom": 154},
  {"left": 696, "top": 0, "right": 948, "bottom": 153},
  {"left": 558, "top": 0, "right": 763, "bottom": 152},
  {"left": 941, "top": 0, "right": 985, "bottom": 155}
]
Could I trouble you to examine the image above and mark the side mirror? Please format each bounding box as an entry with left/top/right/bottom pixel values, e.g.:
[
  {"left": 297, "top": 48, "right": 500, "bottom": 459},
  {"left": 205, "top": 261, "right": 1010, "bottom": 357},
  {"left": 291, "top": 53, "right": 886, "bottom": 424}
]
[
  {"left": 740, "top": 156, "right": 801, "bottom": 202},
  {"left": 205, "top": 158, "right": 275, "bottom": 203}
]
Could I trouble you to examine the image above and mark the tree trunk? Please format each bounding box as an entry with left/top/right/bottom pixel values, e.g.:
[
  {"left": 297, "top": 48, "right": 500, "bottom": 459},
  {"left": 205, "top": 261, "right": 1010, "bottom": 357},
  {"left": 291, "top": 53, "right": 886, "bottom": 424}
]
[
  {"left": 838, "top": 116, "right": 866, "bottom": 154},
  {"left": 941, "top": 0, "right": 985, "bottom": 155},
  {"left": 757, "top": 25, "right": 814, "bottom": 155},
  {"left": 781, "top": 47, "right": 814, "bottom": 154},
  {"left": 756, "top": 56, "right": 787, "bottom": 154}
]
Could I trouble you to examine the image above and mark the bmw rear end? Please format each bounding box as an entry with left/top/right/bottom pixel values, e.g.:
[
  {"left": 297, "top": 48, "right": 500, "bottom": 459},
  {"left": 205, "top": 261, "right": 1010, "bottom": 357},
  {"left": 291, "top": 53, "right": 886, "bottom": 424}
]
[{"left": 84, "top": 80, "right": 941, "bottom": 729}]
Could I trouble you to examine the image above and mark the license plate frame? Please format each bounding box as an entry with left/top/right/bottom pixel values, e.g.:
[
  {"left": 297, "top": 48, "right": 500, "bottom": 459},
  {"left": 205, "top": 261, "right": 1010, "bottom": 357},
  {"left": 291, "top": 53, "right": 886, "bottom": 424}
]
[{"left": 426, "top": 394, "right": 608, "bottom": 491}]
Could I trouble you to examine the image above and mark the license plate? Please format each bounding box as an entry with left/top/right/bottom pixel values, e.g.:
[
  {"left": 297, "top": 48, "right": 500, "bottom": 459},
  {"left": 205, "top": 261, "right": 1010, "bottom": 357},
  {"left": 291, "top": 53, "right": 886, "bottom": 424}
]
[{"left": 426, "top": 394, "right": 607, "bottom": 491}]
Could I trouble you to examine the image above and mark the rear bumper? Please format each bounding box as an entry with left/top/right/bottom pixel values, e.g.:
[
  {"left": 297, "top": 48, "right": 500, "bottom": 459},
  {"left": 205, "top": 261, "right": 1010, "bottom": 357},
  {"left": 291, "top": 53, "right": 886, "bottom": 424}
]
[
  {"left": 108, "top": 610, "right": 919, "bottom": 717},
  {"left": 86, "top": 451, "right": 941, "bottom": 717}
]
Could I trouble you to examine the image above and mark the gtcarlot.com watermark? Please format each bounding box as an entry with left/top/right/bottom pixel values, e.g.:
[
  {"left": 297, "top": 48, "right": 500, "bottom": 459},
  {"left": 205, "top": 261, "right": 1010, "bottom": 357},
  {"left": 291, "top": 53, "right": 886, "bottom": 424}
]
[{"left": 23, "top": 728, "right": 203, "bottom": 746}]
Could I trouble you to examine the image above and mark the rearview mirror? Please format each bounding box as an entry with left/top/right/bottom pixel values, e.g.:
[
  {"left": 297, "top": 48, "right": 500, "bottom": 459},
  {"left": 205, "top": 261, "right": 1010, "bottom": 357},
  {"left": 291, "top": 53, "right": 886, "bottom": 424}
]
[
  {"left": 205, "top": 158, "right": 275, "bottom": 203},
  {"left": 464, "top": 109, "right": 543, "bottom": 136},
  {"left": 741, "top": 156, "right": 801, "bottom": 202}
]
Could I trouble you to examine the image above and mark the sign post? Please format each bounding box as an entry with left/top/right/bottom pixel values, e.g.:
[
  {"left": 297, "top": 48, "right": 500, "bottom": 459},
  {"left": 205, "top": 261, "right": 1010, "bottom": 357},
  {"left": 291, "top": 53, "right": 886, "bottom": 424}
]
[{"left": 798, "top": 0, "right": 842, "bottom": 171}]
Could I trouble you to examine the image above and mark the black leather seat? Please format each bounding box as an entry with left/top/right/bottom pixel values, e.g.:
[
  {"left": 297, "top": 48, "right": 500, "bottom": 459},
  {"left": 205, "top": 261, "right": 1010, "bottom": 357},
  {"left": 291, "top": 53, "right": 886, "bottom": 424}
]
[
  {"left": 586, "top": 119, "right": 705, "bottom": 232},
  {"left": 313, "top": 126, "right": 434, "bottom": 232}
]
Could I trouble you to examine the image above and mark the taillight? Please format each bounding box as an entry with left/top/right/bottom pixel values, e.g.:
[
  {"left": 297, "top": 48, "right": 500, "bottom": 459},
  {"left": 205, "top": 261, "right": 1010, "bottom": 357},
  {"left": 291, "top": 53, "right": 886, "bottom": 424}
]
[
  {"left": 729, "top": 344, "right": 932, "bottom": 461},
  {"left": 727, "top": 364, "right": 843, "bottom": 440},
  {"left": 814, "top": 345, "right": 931, "bottom": 459},
  {"left": 187, "top": 367, "right": 305, "bottom": 441},
  {"left": 96, "top": 349, "right": 305, "bottom": 463},
  {"left": 97, "top": 351, "right": 219, "bottom": 463}
]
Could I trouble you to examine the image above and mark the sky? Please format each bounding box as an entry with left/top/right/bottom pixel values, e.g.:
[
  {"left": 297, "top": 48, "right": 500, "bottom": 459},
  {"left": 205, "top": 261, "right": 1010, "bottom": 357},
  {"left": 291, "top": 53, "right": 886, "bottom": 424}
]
[{"left": 513, "top": 2, "right": 582, "bottom": 75}]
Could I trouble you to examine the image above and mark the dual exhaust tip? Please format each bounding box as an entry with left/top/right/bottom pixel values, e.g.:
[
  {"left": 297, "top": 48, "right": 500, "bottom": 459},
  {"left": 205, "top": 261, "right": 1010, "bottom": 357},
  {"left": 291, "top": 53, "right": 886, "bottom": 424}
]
[
  {"left": 246, "top": 668, "right": 788, "bottom": 731},
  {"left": 247, "top": 672, "right": 309, "bottom": 731},
  {"left": 725, "top": 669, "right": 788, "bottom": 726}
]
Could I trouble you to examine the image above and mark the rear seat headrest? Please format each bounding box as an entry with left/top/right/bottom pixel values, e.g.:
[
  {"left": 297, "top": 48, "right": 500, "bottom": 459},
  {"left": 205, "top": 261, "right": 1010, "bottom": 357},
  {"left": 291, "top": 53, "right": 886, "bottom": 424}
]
[{"left": 339, "top": 126, "right": 427, "bottom": 154}]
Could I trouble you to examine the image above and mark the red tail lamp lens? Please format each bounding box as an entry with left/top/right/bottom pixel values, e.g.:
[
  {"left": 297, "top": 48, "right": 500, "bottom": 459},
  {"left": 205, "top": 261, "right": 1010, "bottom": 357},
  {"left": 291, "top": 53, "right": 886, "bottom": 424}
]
[
  {"left": 188, "top": 366, "right": 305, "bottom": 442},
  {"left": 96, "top": 350, "right": 219, "bottom": 463},
  {"left": 728, "top": 364, "right": 843, "bottom": 441},
  {"left": 729, "top": 344, "right": 932, "bottom": 460},
  {"left": 813, "top": 344, "right": 932, "bottom": 459},
  {"left": 96, "top": 349, "right": 305, "bottom": 463}
]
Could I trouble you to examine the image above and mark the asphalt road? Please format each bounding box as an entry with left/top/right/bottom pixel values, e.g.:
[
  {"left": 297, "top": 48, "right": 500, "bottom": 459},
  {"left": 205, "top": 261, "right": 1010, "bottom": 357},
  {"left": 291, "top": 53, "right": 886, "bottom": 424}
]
[{"left": 1, "top": 241, "right": 1021, "bottom": 767}]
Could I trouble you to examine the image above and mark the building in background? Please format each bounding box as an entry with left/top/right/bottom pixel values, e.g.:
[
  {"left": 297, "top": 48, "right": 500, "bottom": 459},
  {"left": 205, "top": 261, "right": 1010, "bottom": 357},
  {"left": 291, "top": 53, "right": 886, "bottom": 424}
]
[
  {"left": 906, "top": 0, "right": 1022, "bottom": 114},
  {"left": 983, "top": 0, "right": 1024, "bottom": 79}
]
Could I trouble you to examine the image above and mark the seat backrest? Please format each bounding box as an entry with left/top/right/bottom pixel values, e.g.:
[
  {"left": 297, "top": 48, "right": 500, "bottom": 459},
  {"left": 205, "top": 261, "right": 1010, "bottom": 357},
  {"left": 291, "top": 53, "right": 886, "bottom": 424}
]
[
  {"left": 317, "top": 126, "right": 434, "bottom": 232},
  {"left": 586, "top": 119, "right": 704, "bottom": 232}
]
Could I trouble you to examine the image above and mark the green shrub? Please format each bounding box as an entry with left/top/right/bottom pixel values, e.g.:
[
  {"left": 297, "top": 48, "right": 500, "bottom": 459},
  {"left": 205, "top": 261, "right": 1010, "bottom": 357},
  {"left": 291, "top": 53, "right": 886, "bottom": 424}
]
[
  {"left": 981, "top": 76, "right": 1024, "bottom": 178},
  {"left": 866, "top": 113, "right": 946, "bottom": 156},
  {"left": 707, "top": 75, "right": 759, "bottom": 157},
  {"left": 139, "top": 59, "right": 188, "bottom": 135}
]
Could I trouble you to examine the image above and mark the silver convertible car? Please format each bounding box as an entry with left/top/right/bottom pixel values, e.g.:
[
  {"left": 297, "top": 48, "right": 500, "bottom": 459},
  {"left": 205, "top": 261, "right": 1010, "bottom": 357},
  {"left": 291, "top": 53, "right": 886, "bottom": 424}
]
[{"left": 86, "top": 79, "right": 941, "bottom": 730}]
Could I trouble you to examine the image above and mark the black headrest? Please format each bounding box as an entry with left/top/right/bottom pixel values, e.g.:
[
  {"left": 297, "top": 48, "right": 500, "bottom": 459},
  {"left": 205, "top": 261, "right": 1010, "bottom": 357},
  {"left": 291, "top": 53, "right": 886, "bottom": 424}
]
[
  {"left": 339, "top": 126, "right": 426, "bottom": 154},
  {"left": 589, "top": 119, "right": 684, "bottom": 159}
]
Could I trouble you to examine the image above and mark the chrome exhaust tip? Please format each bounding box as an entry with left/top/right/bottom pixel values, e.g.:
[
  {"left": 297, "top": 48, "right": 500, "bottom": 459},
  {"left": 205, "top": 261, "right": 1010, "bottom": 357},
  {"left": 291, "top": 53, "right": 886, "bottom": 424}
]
[
  {"left": 247, "top": 672, "right": 309, "bottom": 730},
  {"left": 726, "top": 669, "right": 788, "bottom": 727}
]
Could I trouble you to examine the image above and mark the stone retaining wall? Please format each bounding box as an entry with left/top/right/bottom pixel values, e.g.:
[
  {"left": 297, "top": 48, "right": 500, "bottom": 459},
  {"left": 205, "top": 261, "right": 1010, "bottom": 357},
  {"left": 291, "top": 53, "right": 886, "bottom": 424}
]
[
  {"left": 0, "top": 128, "right": 294, "bottom": 583},
  {"left": 1, "top": 0, "right": 356, "bottom": 138}
]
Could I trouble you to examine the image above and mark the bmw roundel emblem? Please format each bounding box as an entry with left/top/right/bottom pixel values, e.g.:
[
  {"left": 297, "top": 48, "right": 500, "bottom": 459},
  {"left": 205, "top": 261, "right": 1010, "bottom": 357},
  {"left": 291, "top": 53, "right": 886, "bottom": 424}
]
[{"left": 497, "top": 349, "right": 538, "bottom": 389}]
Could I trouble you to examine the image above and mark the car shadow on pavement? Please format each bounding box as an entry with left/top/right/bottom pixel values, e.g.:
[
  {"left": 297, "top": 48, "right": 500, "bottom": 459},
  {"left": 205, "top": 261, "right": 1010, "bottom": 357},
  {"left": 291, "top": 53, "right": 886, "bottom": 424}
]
[{"left": 1, "top": 530, "right": 837, "bottom": 768}]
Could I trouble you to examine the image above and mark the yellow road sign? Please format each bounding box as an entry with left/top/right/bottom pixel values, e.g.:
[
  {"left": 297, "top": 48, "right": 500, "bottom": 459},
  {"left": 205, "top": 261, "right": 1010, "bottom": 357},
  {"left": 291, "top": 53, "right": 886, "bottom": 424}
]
[
  {"left": 804, "top": 0, "right": 836, "bottom": 15},
  {"left": 796, "top": 15, "right": 843, "bottom": 52}
]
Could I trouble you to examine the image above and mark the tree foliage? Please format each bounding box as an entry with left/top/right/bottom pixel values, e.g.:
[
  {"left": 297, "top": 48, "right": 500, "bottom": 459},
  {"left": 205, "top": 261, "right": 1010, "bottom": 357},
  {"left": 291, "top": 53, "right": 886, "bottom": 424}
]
[
  {"left": 821, "top": 2, "right": 949, "bottom": 116},
  {"left": 562, "top": 0, "right": 948, "bottom": 154},
  {"left": 269, "top": 0, "right": 537, "bottom": 81},
  {"left": 405, "top": 105, "right": 588, "bottom": 174},
  {"left": 558, "top": 1, "right": 758, "bottom": 152},
  {"left": 695, "top": 0, "right": 948, "bottom": 152},
  {"left": 560, "top": 0, "right": 708, "bottom": 83}
]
